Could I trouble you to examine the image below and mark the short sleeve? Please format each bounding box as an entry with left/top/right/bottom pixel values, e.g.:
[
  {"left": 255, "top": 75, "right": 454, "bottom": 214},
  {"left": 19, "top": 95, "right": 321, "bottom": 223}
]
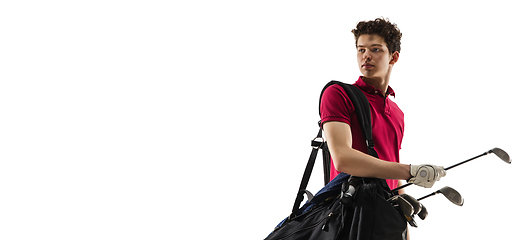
[{"left": 320, "top": 84, "right": 354, "bottom": 126}]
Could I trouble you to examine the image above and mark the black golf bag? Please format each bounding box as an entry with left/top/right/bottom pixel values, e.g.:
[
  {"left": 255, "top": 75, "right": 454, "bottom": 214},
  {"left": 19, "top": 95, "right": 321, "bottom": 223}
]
[{"left": 265, "top": 81, "right": 407, "bottom": 240}]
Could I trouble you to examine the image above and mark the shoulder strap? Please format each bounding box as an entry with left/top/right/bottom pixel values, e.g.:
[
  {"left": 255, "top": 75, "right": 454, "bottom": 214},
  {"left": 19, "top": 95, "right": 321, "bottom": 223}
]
[
  {"left": 318, "top": 81, "right": 389, "bottom": 190},
  {"left": 320, "top": 81, "right": 378, "bottom": 158},
  {"left": 290, "top": 80, "right": 390, "bottom": 216},
  {"left": 290, "top": 127, "right": 324, "bottom": 215}
]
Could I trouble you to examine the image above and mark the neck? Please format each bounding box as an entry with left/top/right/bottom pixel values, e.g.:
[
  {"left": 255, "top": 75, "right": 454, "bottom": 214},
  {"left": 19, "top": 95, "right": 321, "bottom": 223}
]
[
  {"left": 362, "top": 65, "right": 393, "bottom": 95},
  {"left": 362, "top": 75, "right": 390, "bottom": 96}
]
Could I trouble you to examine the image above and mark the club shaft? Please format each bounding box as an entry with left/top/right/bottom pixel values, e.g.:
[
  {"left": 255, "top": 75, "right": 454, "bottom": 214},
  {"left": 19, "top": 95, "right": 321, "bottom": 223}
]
[
  {"left": 392, "top": 182, "right": 412, "bottom": 192},
  {"left": 392, "top": 150, "right": 491, "bottom": 193},
  {"left": 417, "top": 192, "right": 437, "bottom": 201},
  {"left": 444, "top": 151, "right": 489, "bottom": 170}
]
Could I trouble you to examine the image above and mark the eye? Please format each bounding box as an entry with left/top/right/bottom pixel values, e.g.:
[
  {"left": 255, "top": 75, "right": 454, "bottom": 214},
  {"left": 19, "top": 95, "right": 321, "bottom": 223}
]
[
  {"left": 358, "top": 49, "right": 366, "bottom": 53},
  {"left": 372, "top": 48, "right": 380, "bottom": 52}
]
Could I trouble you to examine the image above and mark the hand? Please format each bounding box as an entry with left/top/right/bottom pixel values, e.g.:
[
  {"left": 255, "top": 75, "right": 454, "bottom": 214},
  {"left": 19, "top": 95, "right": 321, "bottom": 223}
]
[{"left": 408, "top": 164, "right": 446, "bottom": 188}]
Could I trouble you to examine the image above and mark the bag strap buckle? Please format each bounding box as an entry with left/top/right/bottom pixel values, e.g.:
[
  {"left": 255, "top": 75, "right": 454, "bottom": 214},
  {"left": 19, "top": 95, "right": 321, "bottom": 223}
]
[{"left": 312, "top": 137, "right": 324, "bottom": 149}]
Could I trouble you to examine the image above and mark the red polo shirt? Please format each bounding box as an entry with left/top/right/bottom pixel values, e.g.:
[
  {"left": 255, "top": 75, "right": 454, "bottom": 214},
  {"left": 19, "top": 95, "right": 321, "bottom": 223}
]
[{"left": 320, "top": 77, "right": 405, "bottom": 189}]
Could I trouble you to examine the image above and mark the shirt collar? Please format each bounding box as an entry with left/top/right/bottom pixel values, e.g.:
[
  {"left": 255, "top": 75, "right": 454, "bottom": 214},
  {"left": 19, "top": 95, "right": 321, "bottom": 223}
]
[{"left": 354, "top": 76, "right": 396, "bottom": 97}]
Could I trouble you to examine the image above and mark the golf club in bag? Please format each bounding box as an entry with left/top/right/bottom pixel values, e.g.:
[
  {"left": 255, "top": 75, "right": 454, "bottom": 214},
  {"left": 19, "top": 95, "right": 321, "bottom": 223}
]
[
  {"left": 392, "top": 148, "right": 512, "bottom": 193},
  {"left": 388, "top": 186, "right": 464, "bottom": 227}
]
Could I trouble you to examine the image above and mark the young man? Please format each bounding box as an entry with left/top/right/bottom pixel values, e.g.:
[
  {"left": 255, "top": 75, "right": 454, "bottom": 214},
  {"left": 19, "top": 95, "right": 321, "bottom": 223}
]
[{"left": 320, "top": 18, "right": 445, "bottom": 192}]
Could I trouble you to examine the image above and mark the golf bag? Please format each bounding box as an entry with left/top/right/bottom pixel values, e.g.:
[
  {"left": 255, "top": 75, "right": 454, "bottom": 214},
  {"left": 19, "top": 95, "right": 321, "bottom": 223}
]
[{"left": 265, "top": 81, "right": 407, "bottom": 240}]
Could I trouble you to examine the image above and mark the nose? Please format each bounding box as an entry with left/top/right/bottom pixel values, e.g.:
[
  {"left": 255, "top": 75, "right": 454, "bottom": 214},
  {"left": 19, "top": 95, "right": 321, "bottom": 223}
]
[{"left": 363, "top": 51, "right": 372, "bottom": 61}]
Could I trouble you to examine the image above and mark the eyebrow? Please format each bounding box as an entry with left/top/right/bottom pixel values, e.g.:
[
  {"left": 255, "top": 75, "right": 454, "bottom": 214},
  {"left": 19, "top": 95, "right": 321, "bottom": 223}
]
[{"left": 357, "top": 44, "right": 384, "bottom": 47}]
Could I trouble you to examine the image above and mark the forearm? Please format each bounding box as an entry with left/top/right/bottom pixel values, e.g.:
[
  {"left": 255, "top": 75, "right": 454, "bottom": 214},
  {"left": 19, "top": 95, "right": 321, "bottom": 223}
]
[
  {"left": 332, "top": 147, "right": 411, "bottom": 180},
  {"left": 323, "top": 121, "right": 411, "bottom": 180}
]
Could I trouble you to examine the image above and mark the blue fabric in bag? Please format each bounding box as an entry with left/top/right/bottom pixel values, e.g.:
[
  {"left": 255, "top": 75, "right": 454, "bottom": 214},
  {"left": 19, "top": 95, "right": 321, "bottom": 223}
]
[{"left": 273, "top": 172, "right": 350, "bottom": 229}]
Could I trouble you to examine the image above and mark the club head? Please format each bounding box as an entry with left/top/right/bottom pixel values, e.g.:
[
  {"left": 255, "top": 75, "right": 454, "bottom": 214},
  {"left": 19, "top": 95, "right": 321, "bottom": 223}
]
[
  {"left": 407, "top": 216, "right": 418, "bottom": 228},
  {"left": 417, "top": 203, "right": 428, "bottom": 220},
  {"left": 438, "top": 186, "right": 464, "bottom": 206},
  {"left": 490, "top": 148, "right": 512, "bottom": 164},
  {"left": 389, "top": 196, "right": 415, "bottom": 222},
  {"left": 396, "top": 196, "right": 414, "bottom": 217},
  {"left": 395, "top": 196, "right": 417, "bottom": 227},
  {"left": 401, "top": 194, "right": 421, "bottom": 215}
]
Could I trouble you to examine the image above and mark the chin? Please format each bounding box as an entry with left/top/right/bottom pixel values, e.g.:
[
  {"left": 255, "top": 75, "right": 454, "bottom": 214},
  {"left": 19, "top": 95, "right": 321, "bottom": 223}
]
[{"left": 361, "top": 71, "right": 378, "bottom": 78}]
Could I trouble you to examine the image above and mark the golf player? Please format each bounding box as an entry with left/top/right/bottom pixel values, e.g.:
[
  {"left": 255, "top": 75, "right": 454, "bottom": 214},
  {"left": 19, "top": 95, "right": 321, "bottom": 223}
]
[{"left": 320, "top": 18, "right": 446, "bottom": 193}]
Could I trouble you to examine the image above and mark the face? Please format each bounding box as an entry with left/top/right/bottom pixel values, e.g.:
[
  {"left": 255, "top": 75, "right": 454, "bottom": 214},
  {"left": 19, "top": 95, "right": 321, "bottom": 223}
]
[{"left": 356, "top": 34, "right": 398, "bottom": 79}]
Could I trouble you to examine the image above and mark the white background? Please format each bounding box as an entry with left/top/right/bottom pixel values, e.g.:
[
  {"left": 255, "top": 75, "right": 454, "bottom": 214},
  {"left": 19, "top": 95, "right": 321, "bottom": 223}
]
[{"left": 1, "top": 1, "right": 527, "bottom": 239}]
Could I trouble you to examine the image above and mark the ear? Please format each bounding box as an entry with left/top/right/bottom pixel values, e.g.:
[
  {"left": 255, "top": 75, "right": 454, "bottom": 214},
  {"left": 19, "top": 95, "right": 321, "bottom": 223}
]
[{"left": 389, "top": 51, "right": 400, "bottom": 65}]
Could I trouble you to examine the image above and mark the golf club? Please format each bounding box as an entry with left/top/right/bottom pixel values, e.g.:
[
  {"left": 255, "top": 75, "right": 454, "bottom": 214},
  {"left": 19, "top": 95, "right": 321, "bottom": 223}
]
[
  {"left": 392, "top": 186, "right": 462, "bottom": 226},
  {"left": 400, "top": 194, "right": 428, "bottom": 221},
  {"left": 387, "top": 195, "right": 418, "bottom": 227},
  {"left": 392, "top": 147, "right": 511, "bottom": 193},
  {"left": 401, "top": 194, "right": 421, "bottom": 215},
  {"left": 417, "top": 203, "right": 427, "bottom": 220},
  {"left": 388, "top": 194, "right": 428, "bottom": 227},
  {"left": 417, "top": 186, "right": 464, "bottom": 206},
  {"left": 401, "top": 194, "right": 427, "bottom": 222}
]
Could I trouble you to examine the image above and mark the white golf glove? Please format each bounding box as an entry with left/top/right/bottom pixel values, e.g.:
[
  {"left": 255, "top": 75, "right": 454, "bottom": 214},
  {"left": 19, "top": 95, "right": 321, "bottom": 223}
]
[{"left": 408, "top": 164, "right": 446, "bottom": 188}]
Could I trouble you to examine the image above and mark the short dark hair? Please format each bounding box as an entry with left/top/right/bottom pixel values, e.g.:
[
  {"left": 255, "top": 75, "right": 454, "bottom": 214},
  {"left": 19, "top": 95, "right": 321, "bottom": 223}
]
[{"left": 352, "top": 18, "right": 402, "bottom": 54}]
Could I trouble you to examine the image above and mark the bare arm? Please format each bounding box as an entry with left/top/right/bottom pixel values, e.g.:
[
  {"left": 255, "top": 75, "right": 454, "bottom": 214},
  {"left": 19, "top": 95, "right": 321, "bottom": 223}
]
[{"left": 322, "top": 121, "right": 411, "bottom": 180}]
